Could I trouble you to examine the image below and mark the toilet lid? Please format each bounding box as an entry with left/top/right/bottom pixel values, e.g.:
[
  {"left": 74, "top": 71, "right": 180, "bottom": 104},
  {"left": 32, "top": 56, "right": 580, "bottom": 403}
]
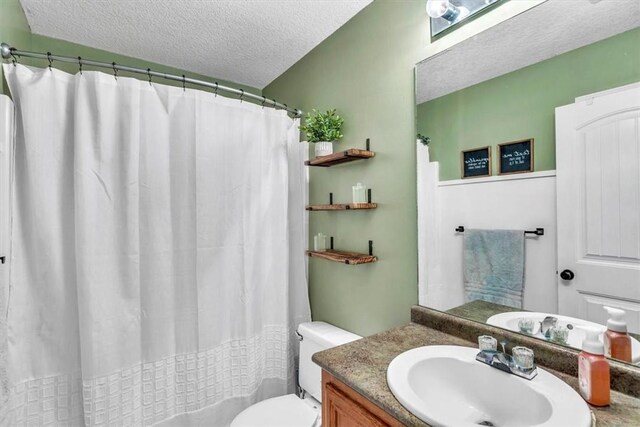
[{"left": 231, "top": 394, "right": 319, "bottom": 427}]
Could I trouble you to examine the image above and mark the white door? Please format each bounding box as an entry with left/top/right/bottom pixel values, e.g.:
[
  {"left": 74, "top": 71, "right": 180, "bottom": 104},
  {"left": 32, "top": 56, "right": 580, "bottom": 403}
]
[{"left": 556, "top": 83, "right": 640, "bottom": 334}]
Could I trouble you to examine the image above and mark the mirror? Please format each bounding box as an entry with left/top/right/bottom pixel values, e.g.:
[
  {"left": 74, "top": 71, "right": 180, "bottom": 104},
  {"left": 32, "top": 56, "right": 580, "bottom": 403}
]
[{"left": 416, "top": 0, "right": 640, "bottom": 366}]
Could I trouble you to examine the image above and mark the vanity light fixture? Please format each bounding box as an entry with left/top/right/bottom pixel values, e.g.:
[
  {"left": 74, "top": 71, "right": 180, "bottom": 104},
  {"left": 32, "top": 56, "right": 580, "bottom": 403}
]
[
  {"left": 426, "top": 0, "right": 468, "bottom": 23},
  {"left": 427, "top": 0, "right": 502, "bottom": 37}
]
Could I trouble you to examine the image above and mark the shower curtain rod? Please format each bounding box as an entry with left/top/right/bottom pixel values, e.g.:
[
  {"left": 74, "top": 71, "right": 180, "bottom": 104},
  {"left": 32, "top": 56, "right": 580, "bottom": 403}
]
[{"left": 0, "top": 42, "right": 303, "bottom": 118}]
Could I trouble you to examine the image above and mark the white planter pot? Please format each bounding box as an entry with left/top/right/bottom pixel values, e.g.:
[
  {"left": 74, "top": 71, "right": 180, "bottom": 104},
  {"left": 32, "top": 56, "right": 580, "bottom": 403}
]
[{"left": 314, "top": 141, "right": 334, "bottom": 157}]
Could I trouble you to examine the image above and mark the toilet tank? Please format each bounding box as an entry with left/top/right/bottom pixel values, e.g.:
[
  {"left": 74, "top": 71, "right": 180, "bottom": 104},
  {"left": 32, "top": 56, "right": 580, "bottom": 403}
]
[{"left": 297, "top": 321, "right": 361, "bottom": 402}]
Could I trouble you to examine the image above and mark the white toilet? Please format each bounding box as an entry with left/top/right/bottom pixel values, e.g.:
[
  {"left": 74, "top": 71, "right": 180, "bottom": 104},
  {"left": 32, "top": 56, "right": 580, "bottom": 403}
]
[{"left": 230, "top": 321, "right": 361, "bottom": 427}]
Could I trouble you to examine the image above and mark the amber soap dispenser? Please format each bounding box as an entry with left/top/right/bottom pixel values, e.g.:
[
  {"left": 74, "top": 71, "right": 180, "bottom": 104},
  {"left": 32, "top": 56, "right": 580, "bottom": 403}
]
[
  {"left": 578, "top": 328, "right": 610, "bottom": 406},
  {"left": 603, "top": 306, "right": 632, "bottom": 363}
]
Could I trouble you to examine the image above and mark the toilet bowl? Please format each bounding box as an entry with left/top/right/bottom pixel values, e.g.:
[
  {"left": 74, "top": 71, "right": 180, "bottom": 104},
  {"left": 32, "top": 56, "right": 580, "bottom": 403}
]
[
  {"left": 230, "top": 394, "right": 321, "bottom": 427},
  {"left": 230, "top": 321, "right": 360, "bottom": 427}
]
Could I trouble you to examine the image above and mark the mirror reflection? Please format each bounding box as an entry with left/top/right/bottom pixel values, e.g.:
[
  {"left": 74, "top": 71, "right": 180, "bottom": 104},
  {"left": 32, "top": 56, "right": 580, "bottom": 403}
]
[{"left": 416, "top": 0, "right": 640, "bottom": 366}]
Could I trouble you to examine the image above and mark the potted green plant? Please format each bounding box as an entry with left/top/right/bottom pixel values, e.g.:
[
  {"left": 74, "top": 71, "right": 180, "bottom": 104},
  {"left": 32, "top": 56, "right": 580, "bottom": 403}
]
[{"left": 300, "top": 109, "right": 344, "bottom": 157}]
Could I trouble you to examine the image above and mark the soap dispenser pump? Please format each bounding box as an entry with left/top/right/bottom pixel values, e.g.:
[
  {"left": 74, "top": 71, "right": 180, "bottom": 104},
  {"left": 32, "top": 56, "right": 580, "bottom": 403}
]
[
  {"left": 603, "top": 306, "right": 632, "bottom": 363},
  {"left": 578, "top": 327, "right": 610, "bottom": 407}
]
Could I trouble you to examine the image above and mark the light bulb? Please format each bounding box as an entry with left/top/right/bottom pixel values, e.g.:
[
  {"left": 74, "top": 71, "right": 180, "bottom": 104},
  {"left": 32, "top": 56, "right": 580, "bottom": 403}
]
[
  {"left": 426, "top": 0, "right": 462, "bottom": 22},
  {"left": 426, "top": 0, "right": 449, "bottom": 18}
]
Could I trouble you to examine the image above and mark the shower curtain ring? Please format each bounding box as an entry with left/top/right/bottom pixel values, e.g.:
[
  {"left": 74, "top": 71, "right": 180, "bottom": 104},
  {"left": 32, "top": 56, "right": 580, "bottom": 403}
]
[
  {"left": 239, "top": 89, "right": 244, "bottom": 103},
  {"left": 78, "top": 56, "right": 83, "bottom": 75},
  {"left": 283, "top": 103, "right": 288, "bottom": 112},
  {"left": 47, "top": 52, "right": 53, "bottom": 71},
  {"left": 182, "top": 75, "right": 186, "bottom": 92},
  {"left": 10, "top": 50, "right": 17, "bottom": 67},
  {"left": 261, "top": 97, "right": 266, "bottom": 109},
  {"left": 272, "top": 99, "right": 278, "bottom": 109},
  {"left": 112, "top": 62, "right": 118, "bottom": 80},
  {"left": 214, "top": 82, "right": 219, "bottom": 97},
  {"left": 147, "top": 68, "right": 152, "bottom": 86}
]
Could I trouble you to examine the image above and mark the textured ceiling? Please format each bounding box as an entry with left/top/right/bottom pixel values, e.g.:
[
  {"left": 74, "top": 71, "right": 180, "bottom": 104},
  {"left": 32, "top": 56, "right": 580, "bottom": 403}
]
[
  {"left": 19, "top": 0, "right": 371, "bottom": 89},
  {"left": 417, "top": 0, "right": 640, "bottom": 104}
]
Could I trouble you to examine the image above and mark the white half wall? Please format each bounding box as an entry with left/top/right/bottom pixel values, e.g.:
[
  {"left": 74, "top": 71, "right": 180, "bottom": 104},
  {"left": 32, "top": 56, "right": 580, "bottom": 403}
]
[{"left": 418, "top": 156, "right": 558, "bottom": 313}]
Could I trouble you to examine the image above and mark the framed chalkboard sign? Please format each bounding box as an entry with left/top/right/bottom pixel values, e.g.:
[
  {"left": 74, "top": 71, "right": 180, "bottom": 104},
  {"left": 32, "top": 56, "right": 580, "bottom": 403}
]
[
  {"left": 499, "top": 139, "right": 534, "bottom": 175},
  {"left": 461, "top": 146, "right": 492, "bottom": 178}
]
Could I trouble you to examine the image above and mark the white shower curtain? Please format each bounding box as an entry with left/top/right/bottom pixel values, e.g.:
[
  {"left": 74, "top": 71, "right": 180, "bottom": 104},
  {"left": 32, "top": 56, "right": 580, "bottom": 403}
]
[{"left": 0, "top": 64, "right": 310, "bottom": 426}]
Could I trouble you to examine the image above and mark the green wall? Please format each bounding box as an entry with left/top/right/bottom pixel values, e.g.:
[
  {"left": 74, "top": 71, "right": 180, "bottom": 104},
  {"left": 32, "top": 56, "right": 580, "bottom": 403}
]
[
  {"left": 0, "top": 0, "right": 258, "bottom": 97},
  {"left": 418, "top": 28, "right": 640, "bottom": 181},
  {"left": 264, "top": 1, "right": 429, "bottom": 337}
]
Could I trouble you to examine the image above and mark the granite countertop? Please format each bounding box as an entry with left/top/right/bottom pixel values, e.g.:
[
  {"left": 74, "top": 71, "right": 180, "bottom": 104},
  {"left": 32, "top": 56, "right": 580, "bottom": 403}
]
[
  {"left": 446, "top": 300, "right": 522, "bottom": 323},
  {"left": 312, "top": 323, "right": 640, "bottom": 427}
]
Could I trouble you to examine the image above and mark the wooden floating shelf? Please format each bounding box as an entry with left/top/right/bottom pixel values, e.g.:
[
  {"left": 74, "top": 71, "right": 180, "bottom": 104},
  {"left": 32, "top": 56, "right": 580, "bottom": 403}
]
[
  {"left": 305, "top": 149, "right": 375, "bottom": 167},
  {"left": 306, "top": 250, "right": 377, "bottom": 265},
  {"left": 306, "top": 203, "right": 378, "bottom": 211}
]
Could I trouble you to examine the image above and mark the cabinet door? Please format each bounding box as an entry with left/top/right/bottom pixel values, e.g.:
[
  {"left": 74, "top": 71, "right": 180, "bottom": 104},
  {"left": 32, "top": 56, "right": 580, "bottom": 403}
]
[
  {"left": 322, "top": 371, "right": 404, "bottom": 427},
  {"left": 325, "top": 383, "right": 390, "bottom": 427}
]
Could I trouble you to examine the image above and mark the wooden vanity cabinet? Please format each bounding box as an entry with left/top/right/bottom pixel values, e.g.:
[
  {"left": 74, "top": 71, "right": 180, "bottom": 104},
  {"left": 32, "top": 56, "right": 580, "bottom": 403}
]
[{"left": 322, "top": 370, "right": 405, "bottom": 427}]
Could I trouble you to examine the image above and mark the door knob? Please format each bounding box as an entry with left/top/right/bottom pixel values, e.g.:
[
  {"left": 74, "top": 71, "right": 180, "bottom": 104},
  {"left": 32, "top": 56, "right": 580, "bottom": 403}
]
[{"left": 560, "top": 269, "right": 575, "bottom": 281}]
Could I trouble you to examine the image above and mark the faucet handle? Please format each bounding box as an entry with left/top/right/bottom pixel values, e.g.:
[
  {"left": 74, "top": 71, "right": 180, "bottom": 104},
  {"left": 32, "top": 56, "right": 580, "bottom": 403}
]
[
  {"left": 478, "top": 335, "right": 497, "bottom": 351},
  {"left": 499, "top": 340, "right": 508, "bottom": 354},
  {"left": 512, "top": 346, "right": 535, "bottom": 371}
]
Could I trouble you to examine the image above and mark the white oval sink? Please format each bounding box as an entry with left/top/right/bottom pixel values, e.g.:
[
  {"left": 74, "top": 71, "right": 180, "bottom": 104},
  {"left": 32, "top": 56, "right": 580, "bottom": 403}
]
[
  {"left": 387, "top": 345, "right": 591, "bottom": 427},
  {"left": 486, "top": 311, "right": 640, "bottom": 364}
]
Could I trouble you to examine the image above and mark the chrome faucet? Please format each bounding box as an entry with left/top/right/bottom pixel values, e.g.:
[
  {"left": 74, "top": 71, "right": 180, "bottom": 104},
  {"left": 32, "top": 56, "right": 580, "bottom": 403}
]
[
  {"left": 539, "top": 316, "right": 558, "bottom": 338},
  {"left": 476, "top": 340, "right": 538, "bottom": 380}
]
